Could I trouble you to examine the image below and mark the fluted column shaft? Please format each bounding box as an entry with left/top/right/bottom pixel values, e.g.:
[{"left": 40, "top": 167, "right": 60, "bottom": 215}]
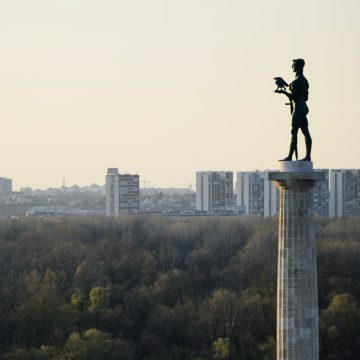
[{"left": 269, "top": 170, "right": 323, "bottom": 360}]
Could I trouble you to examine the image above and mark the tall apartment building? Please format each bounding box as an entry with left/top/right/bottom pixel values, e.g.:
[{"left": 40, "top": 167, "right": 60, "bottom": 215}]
[
  {"left": 264, "top": 172, "right": 279, "bottom": 217},
  {"left": 0, "top": 177, "right": 12, "bottom": 195},
  {"left": 196, "top": 171, "right": 233, "bottom": 212},
  {"left": 313, "top": 169, "right": 330, "bottom": 218},
  {"left": 330, "top": 169, "right": 360, "bottom": 217},
  {"left": 105, "top": 168, "right": 139, "bottom": 216},
  {"left": 236, "top": 171, "right": 278, "bottom": 217}
]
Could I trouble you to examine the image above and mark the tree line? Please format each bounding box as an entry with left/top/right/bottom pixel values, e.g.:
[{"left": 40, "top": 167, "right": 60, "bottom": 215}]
[{"left": 0, "top": 215, "right": 359, "bottom": 359}]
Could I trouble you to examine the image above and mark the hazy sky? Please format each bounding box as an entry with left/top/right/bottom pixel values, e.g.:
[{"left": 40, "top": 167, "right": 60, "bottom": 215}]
[{"left": 1, "top": 0, "right": 359, "bottom": 189}]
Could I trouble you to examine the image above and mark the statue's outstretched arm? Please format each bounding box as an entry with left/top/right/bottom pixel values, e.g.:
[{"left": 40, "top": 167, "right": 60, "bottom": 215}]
[{"left": 275, "top": 89, "right": 293, "bottom": 101}]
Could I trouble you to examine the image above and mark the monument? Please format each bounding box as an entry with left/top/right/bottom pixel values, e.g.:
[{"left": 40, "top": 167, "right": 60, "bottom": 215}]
[
  {"left": 270, "top": 60, "right": 323, "bottom": 360},
  {"left": 274, "top": 59, "right": 312, "bottom": 162}
]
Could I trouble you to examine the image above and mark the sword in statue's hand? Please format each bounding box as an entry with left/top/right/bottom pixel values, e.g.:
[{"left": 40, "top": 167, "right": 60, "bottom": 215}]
[{"left": 274, "top": 77, "right": 298, "bottom": 160}]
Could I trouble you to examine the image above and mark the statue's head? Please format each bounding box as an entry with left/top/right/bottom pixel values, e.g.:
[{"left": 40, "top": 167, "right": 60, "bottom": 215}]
[{"left": 292, "top": 58, "right": 305, "bottom": 72}]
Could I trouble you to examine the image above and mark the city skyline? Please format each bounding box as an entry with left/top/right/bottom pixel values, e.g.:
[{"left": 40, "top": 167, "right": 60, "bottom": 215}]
[
  {"left": 1, "top": 0, "right": 360, "bottom": 189},
  {"left": 5, "top": 166, "right": 360, "bottom": 192}
]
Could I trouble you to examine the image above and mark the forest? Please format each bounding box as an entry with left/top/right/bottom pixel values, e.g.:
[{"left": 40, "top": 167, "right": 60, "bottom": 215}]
[{"left": 0, "top": 215, "right": 359, "bottom": 360}]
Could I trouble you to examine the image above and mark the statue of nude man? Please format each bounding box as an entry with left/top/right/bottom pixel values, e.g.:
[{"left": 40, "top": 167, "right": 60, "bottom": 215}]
[{"left": 275, "top": 59, "right": 312, "bottom": 161}]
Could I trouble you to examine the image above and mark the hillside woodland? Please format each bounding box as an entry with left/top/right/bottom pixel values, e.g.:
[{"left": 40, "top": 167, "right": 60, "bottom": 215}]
[{"left": 0, "top": 216, "right": 359, "bottom": 359}]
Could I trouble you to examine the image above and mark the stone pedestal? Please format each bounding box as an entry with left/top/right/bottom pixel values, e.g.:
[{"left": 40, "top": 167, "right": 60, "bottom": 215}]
[{"left": 269, "top": 162, "right": 324, "bottom": 360}]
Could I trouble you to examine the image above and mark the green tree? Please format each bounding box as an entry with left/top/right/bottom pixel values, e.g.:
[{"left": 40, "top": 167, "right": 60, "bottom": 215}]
[
  {"left": 213, "top": 338, "right": 230, "bottom": 360},
  {"left": 209, "top": 288, "right": 239, "bottom": 341},
  {"left": 11, "top": 269, "right": 76, "bottom": 348},
  {"left": 2, "top": 346, "right": 59, "bottom": 360},
  {"left": 154, "top": 269, "right": 191, "bottom": 306},
  {"left": 258, "top": 336, "right": 276, "bottom": 360},
  {"left": 63, "top": 328, "right": 134, "bottom": 360},
  {"left": 89, "top": 286, "right": 111, "bottom": 311},
  {"left": 320, "top": 293, "right": 360, "bottom": 359}
]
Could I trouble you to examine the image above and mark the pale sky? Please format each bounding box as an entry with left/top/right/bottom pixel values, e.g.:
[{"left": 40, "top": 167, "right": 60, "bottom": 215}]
[{"left": 1, "top": 0, "right": 359, "bottom": 189}]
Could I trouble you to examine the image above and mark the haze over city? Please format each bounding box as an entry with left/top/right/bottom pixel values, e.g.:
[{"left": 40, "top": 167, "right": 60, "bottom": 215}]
[{"left": 1, "top": 0, "right": 360, "bottom": 189}]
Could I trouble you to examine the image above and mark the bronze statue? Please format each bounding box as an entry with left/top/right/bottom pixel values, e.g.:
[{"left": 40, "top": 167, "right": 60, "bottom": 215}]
[{"left": 275, "top": 59, "right": 312, "bottom": 161}]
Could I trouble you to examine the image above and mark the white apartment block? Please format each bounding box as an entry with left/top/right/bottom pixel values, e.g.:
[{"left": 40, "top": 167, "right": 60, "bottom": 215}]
[
  {"left": 106, "top": 168, "right": 139, "bottom": 216},
  {"left": 0, "top": 177, "right": 12, "bottom": 195},
  {"left": 237, "top": 170, "right": 330, "bottom": 218},
  {"left": 196, "top": 171, "right": 233, "bottom": 212},
  {"left": 236, "top": 171, "right": 278, "bottom": 217},
  {"left": 313, "top": 169, "right": 330, "bottom": 218},
  {"left": 264, "top": 172, "right": 279, "bottom": 217},
  {"left": 330, "top": 169, "right": 360, "bottom": 217}
]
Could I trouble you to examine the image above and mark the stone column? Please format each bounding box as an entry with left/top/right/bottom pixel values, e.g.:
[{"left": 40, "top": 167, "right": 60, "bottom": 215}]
[{"left": 269, "top": 162, "right": 324, "bottom": 360}]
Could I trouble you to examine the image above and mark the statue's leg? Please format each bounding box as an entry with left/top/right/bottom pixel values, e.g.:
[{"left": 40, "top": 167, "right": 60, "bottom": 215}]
[
  {"left": 281, "top": 123, "right": 299, "bottom": 161},
  {"left": 289, "top": 123, "right": 299, "bottom": 158},
  {"left": 300, "top": 118, "right": 312, "bottom": 161}
]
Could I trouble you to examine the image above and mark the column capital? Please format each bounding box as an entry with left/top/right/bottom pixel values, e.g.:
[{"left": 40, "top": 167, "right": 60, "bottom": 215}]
[{"left": 269, "top": 162, "right": 325, "bottom": 191}]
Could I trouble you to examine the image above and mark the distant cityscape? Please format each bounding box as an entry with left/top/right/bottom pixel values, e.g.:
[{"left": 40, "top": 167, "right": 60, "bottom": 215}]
[{"left": 0, "top": 168, "right": 359, "bottom": 219}]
